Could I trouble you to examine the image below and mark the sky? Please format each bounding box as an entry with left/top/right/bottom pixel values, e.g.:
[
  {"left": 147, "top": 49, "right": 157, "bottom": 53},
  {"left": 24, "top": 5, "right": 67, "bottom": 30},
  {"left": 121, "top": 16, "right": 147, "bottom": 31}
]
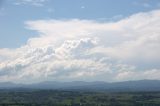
[{"left": 0, "top": 0, "right": 160, "bottom": 83}]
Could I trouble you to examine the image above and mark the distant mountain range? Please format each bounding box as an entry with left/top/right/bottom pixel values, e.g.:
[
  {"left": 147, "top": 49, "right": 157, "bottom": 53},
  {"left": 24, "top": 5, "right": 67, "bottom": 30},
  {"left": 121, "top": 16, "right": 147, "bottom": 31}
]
[{"left": 0, "top": 80, "right": 160, "bottom": 91}]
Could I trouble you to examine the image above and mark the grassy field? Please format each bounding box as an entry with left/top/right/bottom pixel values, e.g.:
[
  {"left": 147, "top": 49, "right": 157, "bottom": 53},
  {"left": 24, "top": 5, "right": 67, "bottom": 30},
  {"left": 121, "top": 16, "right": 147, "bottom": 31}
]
[{"left": 0, "top": 90, "right": 160, "bottom": 106}]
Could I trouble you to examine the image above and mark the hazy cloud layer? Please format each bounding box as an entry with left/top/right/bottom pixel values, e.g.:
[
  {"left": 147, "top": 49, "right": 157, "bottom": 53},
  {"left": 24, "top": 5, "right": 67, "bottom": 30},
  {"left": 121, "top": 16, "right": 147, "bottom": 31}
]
[{"left": 0, "top": 10, "right": 160, "bottom": 83}]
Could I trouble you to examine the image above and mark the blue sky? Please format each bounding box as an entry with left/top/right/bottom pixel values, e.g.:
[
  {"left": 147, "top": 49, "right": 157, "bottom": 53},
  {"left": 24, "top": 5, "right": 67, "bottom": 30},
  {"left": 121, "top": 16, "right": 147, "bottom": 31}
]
[
  {"left": 0, "top": 0, "right": 160, "bottom": 48},
  {"left": 0, "top": 0, "right": 160, "bottom": 83}
]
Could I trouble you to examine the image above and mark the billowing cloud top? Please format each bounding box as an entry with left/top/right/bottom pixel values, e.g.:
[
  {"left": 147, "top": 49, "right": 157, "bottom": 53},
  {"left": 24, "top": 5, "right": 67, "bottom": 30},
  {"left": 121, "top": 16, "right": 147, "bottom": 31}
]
[{"left": 0, "top": 10, "right": 160, "bottom": 83}]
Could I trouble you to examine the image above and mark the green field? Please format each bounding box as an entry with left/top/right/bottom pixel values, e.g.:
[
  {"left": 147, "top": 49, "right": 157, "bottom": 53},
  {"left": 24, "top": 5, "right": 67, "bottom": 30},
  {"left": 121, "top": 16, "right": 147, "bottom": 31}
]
[{"left": 0, "top": 90, "right": 160, "bottom": 106}]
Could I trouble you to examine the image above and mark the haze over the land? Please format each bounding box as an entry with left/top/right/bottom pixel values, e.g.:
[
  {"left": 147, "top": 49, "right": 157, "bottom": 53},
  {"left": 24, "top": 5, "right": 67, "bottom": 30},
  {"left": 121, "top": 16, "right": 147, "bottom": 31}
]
[{"left": 0, "top": 0, "right": 160, "bottom": 84}]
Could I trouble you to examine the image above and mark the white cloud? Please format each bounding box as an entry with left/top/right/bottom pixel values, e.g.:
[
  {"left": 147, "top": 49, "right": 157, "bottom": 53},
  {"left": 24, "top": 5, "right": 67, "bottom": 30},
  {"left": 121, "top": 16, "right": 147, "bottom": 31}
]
[
  {"left": 0, "top": 9, "right": 160, "bottom": 83},
  {"left": 14, "top": 0, "right": 48, "bottom": 6},
  {"left": 26, "top": 10, "right": 160, "bottom": 63}
]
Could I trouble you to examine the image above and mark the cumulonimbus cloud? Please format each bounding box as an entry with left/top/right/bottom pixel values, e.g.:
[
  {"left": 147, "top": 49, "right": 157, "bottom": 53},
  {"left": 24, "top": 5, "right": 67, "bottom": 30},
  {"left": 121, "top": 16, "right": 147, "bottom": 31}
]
[{"left": 0, "top": 9, "right": 160, "bottom": 83}]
